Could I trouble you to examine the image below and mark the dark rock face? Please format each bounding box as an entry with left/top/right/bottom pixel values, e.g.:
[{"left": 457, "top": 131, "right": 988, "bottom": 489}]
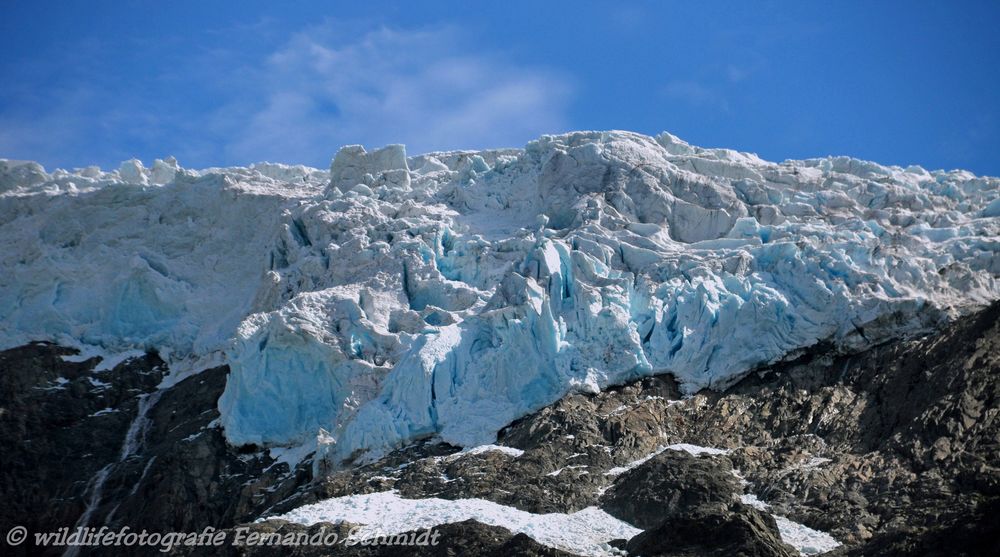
[
  {"left": 836, "top": 496, "right": 1000, "bottom": 557},
  {"left": 0, "top": 348, "right": 312, "bottom": 556},
  {"left": 93, "top": 365, "right": 310, "bottom": 537},
  {"left": 695, "top": 301, "right": 1000, "bottom": 551},
  {"left": 625, "top": 502, "right": 796, "bottom": 557},
  {"left": 3, "top": 302, "right": 1000, "bottom": 556},
  {"left": 600, "top": 451, "right": 741, "bottom": 529},
  {"left": 0, "top": 343, "right": 166, "bottom": 553}
]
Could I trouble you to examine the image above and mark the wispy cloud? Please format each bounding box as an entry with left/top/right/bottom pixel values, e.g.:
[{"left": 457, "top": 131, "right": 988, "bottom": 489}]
[
  {"left": 0, "top": 22, "right": 572, "bottom": 169},
  {"left": 218, "top": 23, "right": 572, "bottom": 164},
  {"left": 725, "top": 64, "right": 753, "bottom": 83},
  {"left": 658, "top": 26, "right": 770, "bottom": 117},
  {"left": 0, "top": 38, "right": 132, "bottom": 167},
  {"left": 662, "top": 80, "right": 731, "bottom": 112}
]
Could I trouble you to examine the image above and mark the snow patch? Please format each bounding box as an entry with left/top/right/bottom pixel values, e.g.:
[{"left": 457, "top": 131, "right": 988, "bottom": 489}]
[
  {"left": 59, "top": 345, "right": 147, "bottom": 372},
  {"left": 605, "top": 443, "right": 730, "bottom": 476},
  {"left": 94, "top": 349, "right": 147, "bottom": 372},
  {"left": 36, "top": 377, "right": 70, "bottom": 391},
  {"left": 455, "top": 444, "right": 525, "bottom": 459},
  {"left": 268, "top": 442, "right": 316, "bottom": 472},
  {"left": 773, "top": 516, "right": 841, "bottom": 555},
  {"left": 265, "top": 490, "right": 640, "bottom": 557},
  {"left": 741, "top": 494, "right": 840, "bottom": 555},
  {"left": 546, "top": 465, "right": 588, "bottom": 477},
  {"left": 800, "top": 457, "right": 832, "bottom": 469}
]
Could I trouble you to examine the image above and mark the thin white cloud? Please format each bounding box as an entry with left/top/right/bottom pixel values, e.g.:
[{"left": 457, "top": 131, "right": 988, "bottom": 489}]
[
  {"left": 662, "top": 80, "right": 730, "bottom": 112},
  {"left": 725, "top": 65, "right": 752, "bottom": 83},
  {"left": 0, "top": 22, "right": 573, "bottom": 169},
  {"left": 218, "top": 23, "right": 573, "bottom": 164}
]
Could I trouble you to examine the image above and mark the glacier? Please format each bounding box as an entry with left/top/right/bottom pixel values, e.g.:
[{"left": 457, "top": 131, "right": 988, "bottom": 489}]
[{"left": 1, "top": 131, "right": 999, "bottom": 466}]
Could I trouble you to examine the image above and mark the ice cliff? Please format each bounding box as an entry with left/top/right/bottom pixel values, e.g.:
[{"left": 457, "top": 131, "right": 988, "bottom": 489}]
[{"left": 1, "top": 131, "right": 998, "bottom": 465}]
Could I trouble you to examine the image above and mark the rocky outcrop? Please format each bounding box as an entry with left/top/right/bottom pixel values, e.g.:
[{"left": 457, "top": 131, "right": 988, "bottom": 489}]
[
  {"left": 600, "top": 451, "right": 741, "bottom": 529},
  {"left": 836, "top": 497, "right": 1000, "bottom": 557},
  {"left": 625, "top": 502, "right": 796, "bottom": 557}
]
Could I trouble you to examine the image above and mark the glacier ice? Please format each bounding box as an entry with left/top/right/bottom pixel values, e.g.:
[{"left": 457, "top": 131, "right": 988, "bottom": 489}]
[{"left": 2, "top": 130, "right": 999, "bottom": 466}]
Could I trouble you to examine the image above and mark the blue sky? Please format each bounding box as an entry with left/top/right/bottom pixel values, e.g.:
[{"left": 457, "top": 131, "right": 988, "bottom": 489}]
[{"left": 2, "top": 1, "right": 998, "bottom": 175}]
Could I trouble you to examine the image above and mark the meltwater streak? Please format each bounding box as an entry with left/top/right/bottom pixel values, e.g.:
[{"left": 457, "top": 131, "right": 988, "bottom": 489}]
[{"left": 62, "top": 390, "right": 162, "bottom": 557}]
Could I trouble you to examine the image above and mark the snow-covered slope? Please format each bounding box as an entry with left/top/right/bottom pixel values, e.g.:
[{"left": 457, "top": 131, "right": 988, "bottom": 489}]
[{"left": 2, "top": 131, "right": 998, "bottom": 465}]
